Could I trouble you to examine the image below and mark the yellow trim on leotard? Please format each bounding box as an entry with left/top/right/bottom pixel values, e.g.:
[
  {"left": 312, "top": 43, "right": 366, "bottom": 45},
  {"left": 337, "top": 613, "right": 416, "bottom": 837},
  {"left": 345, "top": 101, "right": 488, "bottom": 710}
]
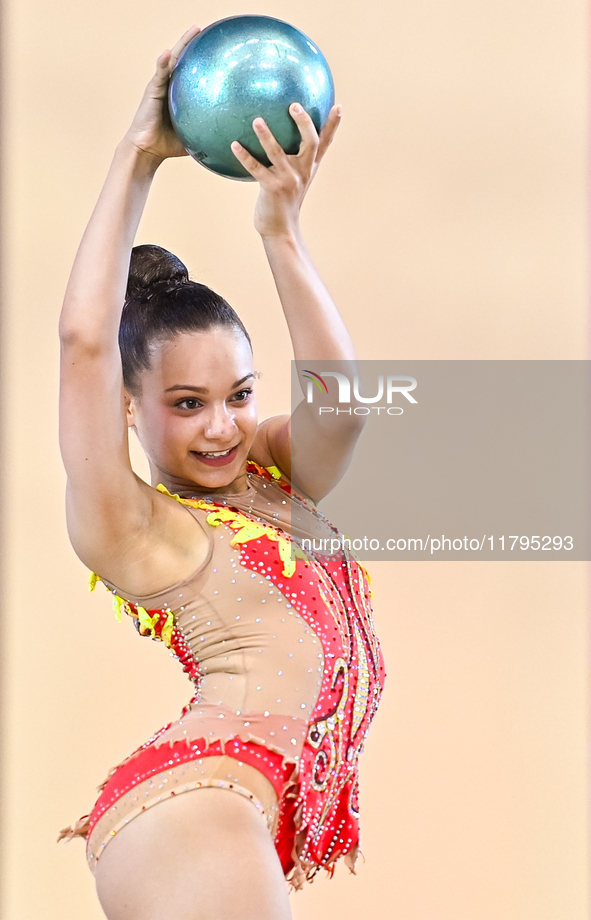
[{"left": 155, "top": 483, "right": 305, "bottom": 578}]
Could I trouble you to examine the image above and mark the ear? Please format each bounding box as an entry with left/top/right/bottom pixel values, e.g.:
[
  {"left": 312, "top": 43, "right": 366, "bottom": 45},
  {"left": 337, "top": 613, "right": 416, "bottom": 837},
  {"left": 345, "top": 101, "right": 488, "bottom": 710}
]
[{"left": 124, "top": 390, "right": 137, "bottom": 429}]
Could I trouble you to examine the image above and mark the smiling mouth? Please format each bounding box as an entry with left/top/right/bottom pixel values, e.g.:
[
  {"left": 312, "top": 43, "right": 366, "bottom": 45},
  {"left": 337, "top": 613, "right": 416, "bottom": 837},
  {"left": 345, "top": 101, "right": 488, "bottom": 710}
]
[{"left": 191, "top": 446, "right": 239, "bottom": 467}]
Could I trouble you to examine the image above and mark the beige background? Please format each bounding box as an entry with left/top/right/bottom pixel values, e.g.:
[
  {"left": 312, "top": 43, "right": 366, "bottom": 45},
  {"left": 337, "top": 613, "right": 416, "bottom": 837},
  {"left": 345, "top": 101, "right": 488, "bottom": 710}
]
[{"left": 1, "top": 0, "right": 589, "bottom": 918}]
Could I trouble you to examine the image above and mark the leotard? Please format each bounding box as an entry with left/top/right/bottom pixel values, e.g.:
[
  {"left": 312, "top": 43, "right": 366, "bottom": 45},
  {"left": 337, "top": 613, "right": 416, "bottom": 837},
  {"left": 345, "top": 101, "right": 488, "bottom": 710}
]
[{"left": 59, "top": 463, "right": 385, "bottom": 888}]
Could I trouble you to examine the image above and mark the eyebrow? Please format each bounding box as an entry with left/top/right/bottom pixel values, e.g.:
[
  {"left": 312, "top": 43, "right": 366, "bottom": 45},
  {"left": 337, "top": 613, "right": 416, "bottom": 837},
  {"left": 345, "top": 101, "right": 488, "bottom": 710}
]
[{"left": 165, "top": 374, "right": 255, "bottom": 394}]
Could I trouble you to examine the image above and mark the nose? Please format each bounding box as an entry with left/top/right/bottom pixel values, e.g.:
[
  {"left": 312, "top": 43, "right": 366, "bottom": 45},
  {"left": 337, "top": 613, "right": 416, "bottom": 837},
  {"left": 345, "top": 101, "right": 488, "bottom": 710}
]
[{"left": 202, "top": 402, "right": 237, "bottom": 442}]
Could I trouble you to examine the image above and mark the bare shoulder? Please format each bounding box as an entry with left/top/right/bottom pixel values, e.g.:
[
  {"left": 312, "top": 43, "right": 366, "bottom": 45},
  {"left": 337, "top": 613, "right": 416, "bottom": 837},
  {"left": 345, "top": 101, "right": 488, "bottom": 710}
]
[
  {"left": 66, "top": 476, "right": 210, "bottom": 598},
  {"left": 249, "top": 415, "right": 291, "bottom": 475}
]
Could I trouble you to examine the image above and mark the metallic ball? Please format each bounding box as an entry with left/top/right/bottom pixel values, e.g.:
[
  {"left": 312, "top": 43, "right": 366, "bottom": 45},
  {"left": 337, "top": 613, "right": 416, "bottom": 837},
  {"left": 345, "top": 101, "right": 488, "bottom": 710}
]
[{"left": 168, "top": 15, "right": 335, "bottom": 181}]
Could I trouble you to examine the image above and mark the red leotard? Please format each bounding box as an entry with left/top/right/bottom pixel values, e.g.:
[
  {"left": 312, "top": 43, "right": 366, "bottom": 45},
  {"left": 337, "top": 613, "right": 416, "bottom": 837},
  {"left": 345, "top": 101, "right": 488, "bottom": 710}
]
[{"left": 59, "top": 464, "right": 385, "bottom": 888}]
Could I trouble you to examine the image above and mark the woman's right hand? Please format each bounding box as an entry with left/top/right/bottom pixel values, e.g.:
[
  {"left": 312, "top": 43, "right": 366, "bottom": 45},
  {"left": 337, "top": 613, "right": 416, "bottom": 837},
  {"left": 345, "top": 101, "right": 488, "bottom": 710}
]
[{"left": 123, "top": 25, "right": 202, "bottom": 163}]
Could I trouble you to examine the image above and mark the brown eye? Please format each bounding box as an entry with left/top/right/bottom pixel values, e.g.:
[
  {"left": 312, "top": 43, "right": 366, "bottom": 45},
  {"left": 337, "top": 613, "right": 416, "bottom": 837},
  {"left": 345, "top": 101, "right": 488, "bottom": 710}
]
[{"left": 232, "top": 388, "right": 253, "bottom": 402}]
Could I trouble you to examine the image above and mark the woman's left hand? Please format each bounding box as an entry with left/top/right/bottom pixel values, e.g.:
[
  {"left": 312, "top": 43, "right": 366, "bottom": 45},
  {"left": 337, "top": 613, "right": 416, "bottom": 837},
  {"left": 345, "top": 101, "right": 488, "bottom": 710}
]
[{"left": 230, "top": 104, "right": 342, "bottom": 238}]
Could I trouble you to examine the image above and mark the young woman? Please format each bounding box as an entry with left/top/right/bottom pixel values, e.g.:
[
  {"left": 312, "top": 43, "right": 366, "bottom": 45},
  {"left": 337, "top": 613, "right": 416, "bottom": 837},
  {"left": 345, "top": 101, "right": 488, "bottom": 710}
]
[{"left": 58, "top": 25, "right": 385, "bottom": 920}]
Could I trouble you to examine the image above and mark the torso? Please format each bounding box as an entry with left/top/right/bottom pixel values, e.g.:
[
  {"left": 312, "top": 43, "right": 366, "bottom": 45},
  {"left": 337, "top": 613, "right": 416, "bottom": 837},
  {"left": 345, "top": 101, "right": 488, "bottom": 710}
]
[{"left": 81, "top": 462, "right": 386, "bottom": 886}]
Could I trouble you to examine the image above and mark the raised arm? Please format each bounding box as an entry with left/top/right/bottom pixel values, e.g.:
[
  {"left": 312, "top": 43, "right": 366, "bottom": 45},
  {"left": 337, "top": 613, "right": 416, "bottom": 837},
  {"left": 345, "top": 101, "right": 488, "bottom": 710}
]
[
  {"left": 59, "top": 27, "right": 207, "bottom": 593},
  {"left": 232, "top": 107, "right": 364, "bottom": 501}
]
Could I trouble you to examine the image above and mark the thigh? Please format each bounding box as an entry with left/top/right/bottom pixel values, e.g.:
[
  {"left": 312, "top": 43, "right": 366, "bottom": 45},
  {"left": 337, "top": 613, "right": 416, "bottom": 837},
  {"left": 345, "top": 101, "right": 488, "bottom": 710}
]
[{"left": 94, "top": 786, "right": 292, "bottom": 920}]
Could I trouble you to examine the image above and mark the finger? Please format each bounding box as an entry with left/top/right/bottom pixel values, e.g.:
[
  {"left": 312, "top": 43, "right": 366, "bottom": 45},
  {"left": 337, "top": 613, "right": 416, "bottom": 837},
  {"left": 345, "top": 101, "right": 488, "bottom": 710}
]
[
  {"left": 288, "top": 103, "right": 319, "bottom": 169},
  {"left": 316, "top": 104, "right": 342, "bottom": 164},
  {"left": 150, "top": 50, "right": 174, "bottom": 92},
  {"left": 230, "top": 141, "right": 272, "bottom": 181},
  {"left": 251, "top": 118, "right": 289, "bottom": 169},
  {"left": 151, "top": 25, "right": 202, "bottom": 93},
  {"left": 169, "top": 24, "right": 202, "bottom": 70}
]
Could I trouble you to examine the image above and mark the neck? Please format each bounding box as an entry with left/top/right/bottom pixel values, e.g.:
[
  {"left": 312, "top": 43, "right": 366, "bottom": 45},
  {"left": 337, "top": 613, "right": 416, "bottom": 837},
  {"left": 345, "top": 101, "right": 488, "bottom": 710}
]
[{"left": 150, "top": 465, "right": 251, "bottom": 497}]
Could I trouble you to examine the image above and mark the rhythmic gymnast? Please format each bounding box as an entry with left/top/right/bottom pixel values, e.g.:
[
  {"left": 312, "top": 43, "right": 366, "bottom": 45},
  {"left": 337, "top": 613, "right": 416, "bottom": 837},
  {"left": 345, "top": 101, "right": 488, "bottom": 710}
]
[{"left": 58, "top": 25, "right": 385, "bottom": 920}]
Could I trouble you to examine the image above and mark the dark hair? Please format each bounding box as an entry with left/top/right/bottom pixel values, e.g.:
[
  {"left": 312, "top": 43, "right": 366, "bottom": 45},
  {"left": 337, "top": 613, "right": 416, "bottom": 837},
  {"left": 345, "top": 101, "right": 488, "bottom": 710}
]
[{"left": 120, "top": 244, "right": 252, "bottom": 394}]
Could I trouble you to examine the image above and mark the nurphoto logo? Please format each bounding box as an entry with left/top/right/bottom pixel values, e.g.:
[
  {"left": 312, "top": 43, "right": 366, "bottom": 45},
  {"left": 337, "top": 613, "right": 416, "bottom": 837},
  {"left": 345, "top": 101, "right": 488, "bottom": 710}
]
[{"left": 302, "top": 370, "right": 418, "bottom": 416}]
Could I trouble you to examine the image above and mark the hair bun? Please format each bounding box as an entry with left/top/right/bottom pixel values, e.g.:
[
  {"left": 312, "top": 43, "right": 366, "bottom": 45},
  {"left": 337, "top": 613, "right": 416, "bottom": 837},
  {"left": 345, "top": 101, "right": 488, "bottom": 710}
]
[{"left": 126, "top": 244, "right": 189, "bottom": 302}]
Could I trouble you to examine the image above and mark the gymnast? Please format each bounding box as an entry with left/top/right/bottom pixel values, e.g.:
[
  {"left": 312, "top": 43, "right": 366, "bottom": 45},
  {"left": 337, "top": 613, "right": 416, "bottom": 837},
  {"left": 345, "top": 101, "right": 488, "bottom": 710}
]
[{"left": 58, "top": 25, "right": 385, "bottom": 920}]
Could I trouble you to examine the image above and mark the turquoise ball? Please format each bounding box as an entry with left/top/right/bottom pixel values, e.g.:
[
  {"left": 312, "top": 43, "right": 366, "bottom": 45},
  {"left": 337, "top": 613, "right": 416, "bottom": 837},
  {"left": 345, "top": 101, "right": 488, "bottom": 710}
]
[{"left": 168, "top": 15, "right": 335, "bottom": 181}]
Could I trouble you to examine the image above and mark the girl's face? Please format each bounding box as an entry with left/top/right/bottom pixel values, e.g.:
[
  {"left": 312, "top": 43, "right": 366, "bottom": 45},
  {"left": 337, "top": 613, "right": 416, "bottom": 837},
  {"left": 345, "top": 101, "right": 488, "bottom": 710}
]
[{"left": 127, "top": 327, "right": 258, "bottom": 494}]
